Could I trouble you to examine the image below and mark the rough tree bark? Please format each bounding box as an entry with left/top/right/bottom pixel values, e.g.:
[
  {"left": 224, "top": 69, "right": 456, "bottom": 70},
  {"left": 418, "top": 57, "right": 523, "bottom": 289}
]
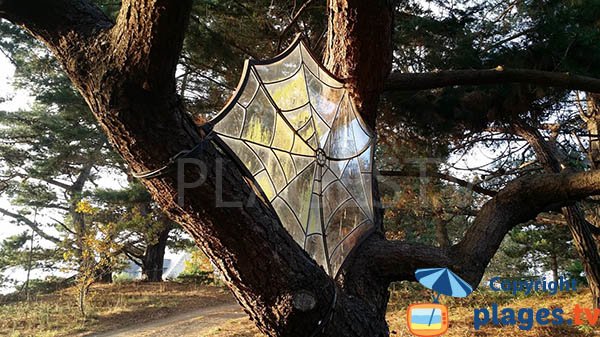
[{"left": 3, "top": 1, "right": 600, "bottom": 335}]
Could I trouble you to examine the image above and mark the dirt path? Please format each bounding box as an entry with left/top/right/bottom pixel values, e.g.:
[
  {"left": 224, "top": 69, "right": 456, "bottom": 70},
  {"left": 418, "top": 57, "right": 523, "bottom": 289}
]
[{"left": 88, "top": 303, "right": 245, "bottom": 337}]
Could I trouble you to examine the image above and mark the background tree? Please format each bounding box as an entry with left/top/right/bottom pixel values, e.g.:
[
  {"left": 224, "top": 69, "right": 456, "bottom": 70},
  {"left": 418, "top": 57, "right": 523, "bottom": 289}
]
[
  {"left": 92, "top": 183, "right": 192, "bottom": 282},
  {"left": 0, "top": 18, "right": 183, "bottom": 286}
]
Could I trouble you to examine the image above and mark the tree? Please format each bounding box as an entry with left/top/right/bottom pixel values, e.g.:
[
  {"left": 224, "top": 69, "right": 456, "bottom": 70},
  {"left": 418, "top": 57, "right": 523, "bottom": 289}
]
[
  {"left": 0, "top": 23, "right": 182, "bottom": 284},
  {"left": 3, "top": 1, "right": 600, "bottom": 336},
  {"left": 507, "top": 222, "right": 576, "bottom": 282},
  {"left": 68, "top": 199, "right": 121, "bottom": 317},
  {"left": 93, "top": 183, "right": 190, "bottom": 282}
]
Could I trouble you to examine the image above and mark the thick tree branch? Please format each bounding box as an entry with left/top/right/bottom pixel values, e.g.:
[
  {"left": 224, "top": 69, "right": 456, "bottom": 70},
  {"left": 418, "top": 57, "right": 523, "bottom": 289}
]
[
  {"left": 367, "top": 169, "right": 600, "bottom": 285},
  {"left": 512, "top": 119, "right": 600, "bottom": 304},
  {"left": 324, "top": 0, "right": 393, "bottom": 128},
  {"left": 111, "top": 0, "right": 193, "bottom": 94},
  {"left": 385, "top": 68, "right": 600, "bottom": 93},
  {"left": 0, "top": 0, "right": 112, "bottom": 44},
  {"left": 452, "top": 169, "right": 600, "bottom": 285},
  {"left": 358, "top": 239, "right": 449, "bottom": 282}
]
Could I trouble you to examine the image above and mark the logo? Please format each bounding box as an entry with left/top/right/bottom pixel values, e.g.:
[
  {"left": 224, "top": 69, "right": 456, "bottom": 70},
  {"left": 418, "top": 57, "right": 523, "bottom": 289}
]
[
  {"left": 407, "top": 268, "right": 473, "bottom": 337},
  {"left": 472, "top": 276, "right": 600, "bottom": 330},
  {"left": 407, "top": 303, "right": 449, "bottom": 336}
]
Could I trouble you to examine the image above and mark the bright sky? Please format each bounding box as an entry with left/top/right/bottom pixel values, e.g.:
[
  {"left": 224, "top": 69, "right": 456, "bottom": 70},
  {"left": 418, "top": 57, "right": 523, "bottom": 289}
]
[{"left": 0, "top": 53, "right": 34, "bottom": 241}]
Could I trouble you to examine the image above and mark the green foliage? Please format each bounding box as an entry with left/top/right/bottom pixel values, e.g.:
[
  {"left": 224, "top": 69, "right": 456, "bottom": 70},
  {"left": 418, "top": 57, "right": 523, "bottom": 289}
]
[
  {"left": 177, "top": 249, "right": 215, "bottom": 285},
  {"left": 565, "top": 260, "right": 587, "bottom": 285}
]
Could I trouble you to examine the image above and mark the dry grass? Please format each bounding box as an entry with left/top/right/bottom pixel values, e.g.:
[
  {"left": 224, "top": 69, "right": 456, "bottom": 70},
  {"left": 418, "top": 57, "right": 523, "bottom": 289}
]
[
  {"left": 3, "top": 282, "right": 599, "bottom": 337},
  {"left": 202, "top": 286, "right": 600, "bottom": 337},
  {"left": 0, "top": 282, "right": 233, "bottom": 337}
]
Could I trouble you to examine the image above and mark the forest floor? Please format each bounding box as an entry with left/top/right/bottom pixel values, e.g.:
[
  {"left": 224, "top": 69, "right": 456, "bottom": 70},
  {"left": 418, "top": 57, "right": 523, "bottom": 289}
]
[
  {"left": 0, "top": 282, "right": 234, "bottom": 337},
  {"left": 1, "top": 282, "right": 599, "bottom": 337},
  {"left": 201, "top": 284, "right": 600, "bottom": 337}
]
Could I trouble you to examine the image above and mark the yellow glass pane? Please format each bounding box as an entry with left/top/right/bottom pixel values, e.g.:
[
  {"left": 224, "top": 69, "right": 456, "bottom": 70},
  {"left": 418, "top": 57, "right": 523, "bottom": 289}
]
[
  {"left": 274, "top": 149, "right": 296, "bottom": 182},
  {"left": 298, "top": 120, "right": 315, "bottom": 143},
  {"left": 250, "top": 143, "right": 287, "bottom": 193},
  {"left": 291, "top": 136, "right": 314, "bottom": 156},
  {"left": 265, "top": 70, "right": 309, "bottom": 111},
  {"left": 242, "top": 87, "right": 275, "bottom": 145},
  {"left": 255, "top": 171, "right": 276, "bottom": 201},
  {"left": 283, "top": 105, "right": 312, "bottom": 130},
  {"left": 271, "top": 115, "right": 294, "bottom": 151},
  {"left": 220, "top": 137, "right": 263, "bottom": 175}
]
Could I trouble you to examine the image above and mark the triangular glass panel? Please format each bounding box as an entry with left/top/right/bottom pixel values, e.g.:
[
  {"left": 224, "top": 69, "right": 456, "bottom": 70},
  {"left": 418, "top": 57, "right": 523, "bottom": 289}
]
[
  {"left": 272, "top": 197, "right": 306, "bottom": 244},
  {"left": 249, "top": 143, "right": 287, "bottom": 193},
  {"left": 255, "top": 46, "right": 302, "bottom": 83},
  {"left": 241, "top": 87, "right": 275, "bottom": 146},
  {"left": 321, "top": 180, "right": 351, "bottom": 223},
  {"left": 265, "top": 68, "right": 309, "bottom": 111},
  {"left": 279, "top": 162, "right": 317, "bottom": 228},
  {"left": 340, "top": 158, "right": 371, "bottom": 219},
  {"left": 292, "top": 154, "right": 314, "bottom": 174},
  {"left": 300, "top": 45, "right": 319, "bottom": 77},
  {"left": 238, "top": 72, "right": 259, "bottom": 107},
  {"left": 213, "top": 104, "right": 245, "bottom": 138},
  {"left": 272, "top": 115, "right": 294, "bottom": 151},
  {"left": 305, "top": 67, "right": 344, "bottom": 126},
  {"left": 255, "top": 170, "right": 276, "bottom": 201},
  {"left": 305, "top": 234, "right": 328, "bottom": 273},
  {"left": 328, "top": 96, "right": 358, "bottom": 159},
  {"left": 306, "top": 193, "right": 322, "bottom": 235},
  {"left": 273, "top": 149, "right": 296, "bottom": 183},
  {"left": 220, "top": 137, "right": 264, "bottom": 175},
  {"left": 312, "top": 107, "right": 330, "bottom": 148}
]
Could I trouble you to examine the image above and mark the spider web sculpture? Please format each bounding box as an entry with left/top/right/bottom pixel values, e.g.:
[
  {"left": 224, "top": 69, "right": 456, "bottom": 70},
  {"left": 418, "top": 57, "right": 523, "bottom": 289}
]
[{"left": 209, "top": 37, "right": 375, "bottom": 276}]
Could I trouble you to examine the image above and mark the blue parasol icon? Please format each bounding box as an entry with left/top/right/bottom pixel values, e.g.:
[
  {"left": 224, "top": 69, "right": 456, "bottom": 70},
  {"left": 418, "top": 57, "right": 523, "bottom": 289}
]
[
  {"left": 415, "top": 268, "right": 474, "bottom": 327},
  {"left": 416, "top": 267, "right": 473, "bottom": 302}
]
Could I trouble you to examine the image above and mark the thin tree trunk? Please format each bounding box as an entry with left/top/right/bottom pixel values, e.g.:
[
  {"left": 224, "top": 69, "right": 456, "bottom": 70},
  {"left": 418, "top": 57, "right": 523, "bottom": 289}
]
[
  {"left": 24, "top": 229, "right": 34, "bottom": 301},
  {"left": 550, "top": 252, "right": 559, "bottom": 283},
  {"left": 142, "top": 223, "right": 171, "bottom": 282}
]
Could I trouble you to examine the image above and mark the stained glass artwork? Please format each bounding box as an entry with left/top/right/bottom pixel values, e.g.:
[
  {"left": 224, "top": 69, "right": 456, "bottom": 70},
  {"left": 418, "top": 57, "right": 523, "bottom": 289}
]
[{"left": 210, "top": 37, "right": 376, "bottom": 276}]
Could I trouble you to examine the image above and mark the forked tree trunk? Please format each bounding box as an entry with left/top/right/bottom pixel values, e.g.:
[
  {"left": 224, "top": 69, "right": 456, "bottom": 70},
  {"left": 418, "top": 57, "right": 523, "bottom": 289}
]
[{"left": 6, "top": 1, "right": 600, "bottom": 335}]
